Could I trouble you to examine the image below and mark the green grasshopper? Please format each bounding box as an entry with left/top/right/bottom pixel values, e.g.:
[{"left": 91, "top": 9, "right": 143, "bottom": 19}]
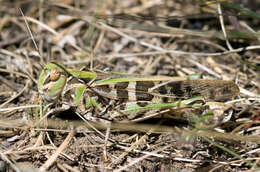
[{"left": 38, "top": 61, "right": 240, "bottom": 127}]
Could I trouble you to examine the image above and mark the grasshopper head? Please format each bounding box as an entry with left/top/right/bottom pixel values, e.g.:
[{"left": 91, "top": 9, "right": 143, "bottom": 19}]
[{"left": 38, "top": 62, "right": 68, "bottom": 102}]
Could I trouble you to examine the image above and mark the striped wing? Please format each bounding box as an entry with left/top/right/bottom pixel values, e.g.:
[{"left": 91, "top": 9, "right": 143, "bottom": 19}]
[{"left": 92, "top": 78, "right": 240, "bottom": 103}]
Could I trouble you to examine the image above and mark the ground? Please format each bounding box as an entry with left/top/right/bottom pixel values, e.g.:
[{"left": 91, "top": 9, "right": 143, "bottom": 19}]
[{"left": 0, "top": 0, "right": 260, "bottom": 171}]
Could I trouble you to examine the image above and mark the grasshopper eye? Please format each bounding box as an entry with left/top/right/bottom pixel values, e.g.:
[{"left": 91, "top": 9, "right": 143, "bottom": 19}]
[{"left": 49, "top": 68, "right": 60, "bottom": 81}]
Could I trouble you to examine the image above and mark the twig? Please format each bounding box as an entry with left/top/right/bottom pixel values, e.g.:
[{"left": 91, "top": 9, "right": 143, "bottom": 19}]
[
  {"left": 0, "top": 80, "right": 30, "bottom": 108},
  {"left": 99, "top": 22, "right": 166, "bottom": 51},
  {"left": 19, "top": 8, "right": 41, "bottom": 57},
  {"left": 217, "top": 3, "right": 233, "bottom": 50},
  {"left": 63, "top": 45, "right": 260, "bottom": 65},
  {"left": 115, "top": 143, "right": 173, "bottom": 172},
  {"left": 40, "top": 129, "right": 75, "bottom": 171},
  {"left": 0, "top": 105, "right": 40, "bottom": 112},
  {"left": 0, "top": 150, "right": 21, "bottom": 172}
]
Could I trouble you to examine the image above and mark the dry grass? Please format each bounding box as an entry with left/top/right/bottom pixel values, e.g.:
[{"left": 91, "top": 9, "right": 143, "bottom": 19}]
[{"left": 0, "top": 0, "right": 260, "bottom": 171}]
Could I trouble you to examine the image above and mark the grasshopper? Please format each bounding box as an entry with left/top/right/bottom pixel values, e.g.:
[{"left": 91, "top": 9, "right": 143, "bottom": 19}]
[{"left": 38, "top": 61, "right": 239, "bottom": 127}]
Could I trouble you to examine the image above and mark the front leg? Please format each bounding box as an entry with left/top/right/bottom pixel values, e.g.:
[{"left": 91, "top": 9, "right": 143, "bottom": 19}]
[{"left": 33, "top": 103, "right": 71, "bottom": 128}]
